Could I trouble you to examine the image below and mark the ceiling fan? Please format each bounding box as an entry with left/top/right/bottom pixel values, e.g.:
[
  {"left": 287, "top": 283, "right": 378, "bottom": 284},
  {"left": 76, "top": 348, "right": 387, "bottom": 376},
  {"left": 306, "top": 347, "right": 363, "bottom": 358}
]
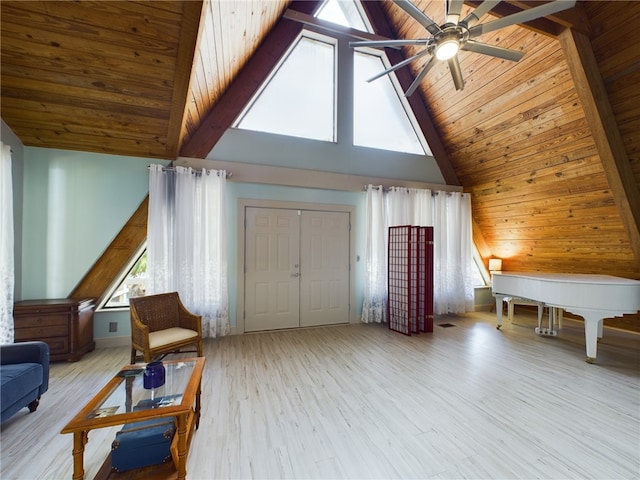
[{"left": 350, "top": 0, "right": 576, "bottom": 95}]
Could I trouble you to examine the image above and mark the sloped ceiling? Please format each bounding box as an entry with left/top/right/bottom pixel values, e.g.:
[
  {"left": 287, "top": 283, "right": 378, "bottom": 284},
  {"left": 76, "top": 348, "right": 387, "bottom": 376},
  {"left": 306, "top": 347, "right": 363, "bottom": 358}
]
[
  {"left": 1, "top": 1, "right": 639, "bottom": 297},
  {"left": 1, "top": 1, "right": 202, "bottom": 158}
]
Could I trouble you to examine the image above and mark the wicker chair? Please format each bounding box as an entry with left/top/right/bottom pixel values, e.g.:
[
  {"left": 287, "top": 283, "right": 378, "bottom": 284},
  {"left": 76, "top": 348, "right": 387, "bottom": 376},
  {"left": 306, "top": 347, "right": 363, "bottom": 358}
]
[{"left": 129, "top": 292, "right": 203, "bottom": 364}]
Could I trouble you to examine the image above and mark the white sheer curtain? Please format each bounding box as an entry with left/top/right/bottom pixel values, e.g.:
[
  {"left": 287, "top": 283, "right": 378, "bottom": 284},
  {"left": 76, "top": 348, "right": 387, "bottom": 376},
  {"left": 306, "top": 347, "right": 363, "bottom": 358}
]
[
  {"left": 361, "top": 185, "right": 386, "bottom": 323},
  {"left": 0, "top": 143, "right": 14, "bottom": 344},
  {"left": 147, "top": 165, "right": 229, "bottom": 338},
  {"left": 361, "top": 185, "right": 474, "bottom": 323},
  {"left": 432, "top": 191, "right": 475, "bottom": 314}
]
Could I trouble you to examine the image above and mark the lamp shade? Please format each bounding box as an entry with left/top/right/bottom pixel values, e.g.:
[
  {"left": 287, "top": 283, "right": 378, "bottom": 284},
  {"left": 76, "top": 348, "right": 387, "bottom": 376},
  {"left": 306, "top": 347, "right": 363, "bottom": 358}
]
[{"left": 489, "top": 258, "right": 502, "bottom": 272}]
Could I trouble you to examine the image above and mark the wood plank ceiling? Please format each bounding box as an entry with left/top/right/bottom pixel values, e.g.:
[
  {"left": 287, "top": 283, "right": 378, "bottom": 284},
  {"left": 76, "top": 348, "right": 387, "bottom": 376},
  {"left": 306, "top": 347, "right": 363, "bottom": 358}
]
[
  {"left": 0, "top": 1, "right": 202, "bottom": 159},
  {"left": 1, "top": 1, "right": 639, "bottom": 329}
]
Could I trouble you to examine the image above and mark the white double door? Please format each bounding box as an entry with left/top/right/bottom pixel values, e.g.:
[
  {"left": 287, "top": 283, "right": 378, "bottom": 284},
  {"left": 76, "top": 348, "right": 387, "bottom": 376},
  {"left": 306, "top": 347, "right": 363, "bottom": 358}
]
[{"left": 244, "top": 207, "right": 350, "bottom": 332}]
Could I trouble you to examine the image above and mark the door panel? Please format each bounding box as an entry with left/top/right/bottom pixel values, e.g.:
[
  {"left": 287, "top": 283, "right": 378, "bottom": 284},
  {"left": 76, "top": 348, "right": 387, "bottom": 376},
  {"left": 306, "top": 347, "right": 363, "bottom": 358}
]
[
  {"left": 245, "top": 208, "right": 300, "bottom": 332},
  {"left": 300, "top": 211, "right": 350, "bottom": 327}
]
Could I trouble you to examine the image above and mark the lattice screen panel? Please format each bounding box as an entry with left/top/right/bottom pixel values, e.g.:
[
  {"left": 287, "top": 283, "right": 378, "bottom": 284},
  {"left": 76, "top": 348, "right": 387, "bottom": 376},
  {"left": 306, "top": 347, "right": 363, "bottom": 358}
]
[{"left": 387, "top": 226, "right": 433, "bottom": 335}]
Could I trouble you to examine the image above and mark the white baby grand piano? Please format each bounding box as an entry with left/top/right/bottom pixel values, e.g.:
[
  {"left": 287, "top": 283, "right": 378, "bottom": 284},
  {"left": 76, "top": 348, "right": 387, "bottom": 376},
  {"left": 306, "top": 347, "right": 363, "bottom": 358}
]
[{"left": 492, "top": 272, "right": 640, "bottom": 363}]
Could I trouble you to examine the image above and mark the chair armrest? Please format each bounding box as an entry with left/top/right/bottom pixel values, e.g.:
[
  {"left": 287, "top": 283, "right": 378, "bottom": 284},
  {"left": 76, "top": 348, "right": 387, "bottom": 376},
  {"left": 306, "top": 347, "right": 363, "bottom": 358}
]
[
  {"left": 175, "top": 298, "right": 203, "bottom": 335},
  {"left": 1, "top": 341, "right": 50, "bottom": 393},
  {"left": 1, "top": 341, "right": 49, "bottom": 366},
  {"left": 178, "top": 310, "right": 202, "bottom": 333},
  {"left": 130, "top": 310, "right": 150, "bottom": 349}
]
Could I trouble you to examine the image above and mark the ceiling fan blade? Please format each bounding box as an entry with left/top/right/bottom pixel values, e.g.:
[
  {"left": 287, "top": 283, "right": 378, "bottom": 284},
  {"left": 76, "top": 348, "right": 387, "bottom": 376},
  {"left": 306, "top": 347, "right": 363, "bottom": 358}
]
[
  {"left": 393, "top": 0, "right": 442, "bottom": 35},
  {"left": 405, "top": 55, "right": 437, "bottom": 97},
  {"left": 446, "top": 0, "right": 464, "bottom": 25},
  {"left": 461, "top": 0, "right": 501, "bottom": 28},
  {"left": 350, "top": 39, "right": 430, "bottom": 49},
  {"left": 469, "top": 0, "right": 576, "bottom": 38},
  {"left": 448, "top": 56, "right": 465, "bottom": 91},
  {"left": 462, "top": 40, "right": 525, "bottom": 62},
  {"left": 367, "top": 49, "right": 431, "bottom": 83}
]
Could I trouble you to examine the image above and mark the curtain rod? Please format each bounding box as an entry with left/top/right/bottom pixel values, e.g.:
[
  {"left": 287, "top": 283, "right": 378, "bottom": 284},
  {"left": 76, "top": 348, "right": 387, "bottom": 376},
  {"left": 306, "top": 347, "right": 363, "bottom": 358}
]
[
  {"left": 149, "top": 165, "right": 232, "bottom": 178},
  {"left": 364, "top": 185, "right": 461, "bottom": 195}
]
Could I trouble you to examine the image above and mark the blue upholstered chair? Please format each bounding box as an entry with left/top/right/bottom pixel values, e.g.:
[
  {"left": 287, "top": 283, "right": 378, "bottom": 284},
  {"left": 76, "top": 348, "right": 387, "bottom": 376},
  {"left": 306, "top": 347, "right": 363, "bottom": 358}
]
[{"left": 1, "top": 341, "right": 50, "bottom": 423}]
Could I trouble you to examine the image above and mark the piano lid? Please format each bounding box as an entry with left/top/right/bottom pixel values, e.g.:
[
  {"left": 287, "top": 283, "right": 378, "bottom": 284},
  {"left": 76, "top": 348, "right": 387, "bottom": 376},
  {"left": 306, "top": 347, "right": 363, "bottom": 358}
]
[
  {"left": 492, "top": 272, "right": 640, "bottom": 314},
  {"left": 494, "top": 272, "right": 640, "bottom": 285}
]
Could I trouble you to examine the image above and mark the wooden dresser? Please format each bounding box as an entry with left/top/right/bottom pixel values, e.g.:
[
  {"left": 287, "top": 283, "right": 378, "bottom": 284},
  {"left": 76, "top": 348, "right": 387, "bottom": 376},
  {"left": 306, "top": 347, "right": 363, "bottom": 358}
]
[{"left": 13, "top": 298, "right": 96, "bottom": 362}]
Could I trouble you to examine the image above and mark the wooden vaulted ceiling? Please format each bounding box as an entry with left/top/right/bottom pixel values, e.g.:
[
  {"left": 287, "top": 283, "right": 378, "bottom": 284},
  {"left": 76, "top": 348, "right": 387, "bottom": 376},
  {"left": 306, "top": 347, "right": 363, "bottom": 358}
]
[{"left": 2, "top": 2, "right": 639, "bottom": 317}]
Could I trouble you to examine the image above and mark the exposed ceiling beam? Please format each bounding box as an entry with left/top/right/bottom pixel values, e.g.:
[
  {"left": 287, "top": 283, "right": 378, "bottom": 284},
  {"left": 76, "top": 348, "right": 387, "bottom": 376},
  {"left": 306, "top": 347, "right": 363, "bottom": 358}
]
[
  {"left": 507, "top": 1, "right": 590, "bottom": 33},
  {"left": 166, "top": 1, "right": 203, "bottom": 159},
  {"left": 282, "top": 9, "right": 398, "bottom": 45},
  {"left": 465, "top": 0, "right": 589, "bottom": 36},
  {"left": 360, "top": 0, "right": 461, "bottom": 186},
  {"left": 180, "top": 1, "right": 322, "bottom": 158},
  {"left": 558, "top": 26, "right": 640, "bottom": 265}
]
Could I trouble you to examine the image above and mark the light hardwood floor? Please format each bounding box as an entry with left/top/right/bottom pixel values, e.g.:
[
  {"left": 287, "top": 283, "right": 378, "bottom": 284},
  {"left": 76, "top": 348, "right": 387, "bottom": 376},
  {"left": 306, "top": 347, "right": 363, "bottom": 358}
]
[{"left": 1, "top": 311, "right": 639, "bottom": 479}]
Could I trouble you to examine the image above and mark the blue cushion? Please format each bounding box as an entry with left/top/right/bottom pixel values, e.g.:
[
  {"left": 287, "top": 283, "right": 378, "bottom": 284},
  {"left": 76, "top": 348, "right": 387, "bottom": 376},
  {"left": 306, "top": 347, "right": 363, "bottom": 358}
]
[{"left": 1, "top": 363, "right": 43, "bottom": 410}]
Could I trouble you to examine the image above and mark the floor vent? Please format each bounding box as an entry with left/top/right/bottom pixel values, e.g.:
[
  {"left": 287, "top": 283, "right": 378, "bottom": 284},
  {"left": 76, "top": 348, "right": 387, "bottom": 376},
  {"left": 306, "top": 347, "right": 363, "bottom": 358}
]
[{"left": 438, "top": 323, "right": 456, "bottom": 328}]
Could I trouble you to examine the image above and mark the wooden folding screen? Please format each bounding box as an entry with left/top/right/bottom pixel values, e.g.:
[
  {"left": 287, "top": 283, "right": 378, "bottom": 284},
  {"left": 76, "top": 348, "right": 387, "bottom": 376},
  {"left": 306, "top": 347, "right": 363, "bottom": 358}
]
[{"left": 387, "top": 226, "right": 434, "bottom": 335}]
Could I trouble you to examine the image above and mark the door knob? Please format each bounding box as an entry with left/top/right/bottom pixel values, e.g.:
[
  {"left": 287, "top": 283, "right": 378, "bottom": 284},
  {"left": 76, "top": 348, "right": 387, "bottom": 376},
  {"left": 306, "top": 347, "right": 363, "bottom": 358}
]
[{"left": 292, "top": 272, "right": 300, "bottom": 277}]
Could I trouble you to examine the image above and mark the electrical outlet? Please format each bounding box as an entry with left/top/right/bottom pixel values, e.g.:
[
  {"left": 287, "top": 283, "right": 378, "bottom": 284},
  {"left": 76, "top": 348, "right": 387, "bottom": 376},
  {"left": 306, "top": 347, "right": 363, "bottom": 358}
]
[{"left": 109, "top": 322, "right": 118, "bottom": 333}]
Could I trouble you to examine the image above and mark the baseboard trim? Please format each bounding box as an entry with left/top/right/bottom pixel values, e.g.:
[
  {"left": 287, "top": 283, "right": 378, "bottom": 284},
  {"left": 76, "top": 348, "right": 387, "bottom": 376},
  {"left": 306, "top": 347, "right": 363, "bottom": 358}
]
[{"left": 95, "top": 336, "right": 130, "bottom": 349}]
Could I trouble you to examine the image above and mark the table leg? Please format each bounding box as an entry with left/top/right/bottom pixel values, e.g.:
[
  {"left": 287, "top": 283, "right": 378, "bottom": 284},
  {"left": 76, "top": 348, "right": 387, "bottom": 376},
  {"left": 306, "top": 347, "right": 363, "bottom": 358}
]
[
  {"left": 175, "top": 413, "right": 188, "bottom": 480},
  {"left": 71, "top": 430, "right": 87, "bottom": 480},
  {"left": 195, "top": 378, "right": 202, "bottom": 429},
  {"left": 125, "top": 376, "right": 133, "bottom": 412}
]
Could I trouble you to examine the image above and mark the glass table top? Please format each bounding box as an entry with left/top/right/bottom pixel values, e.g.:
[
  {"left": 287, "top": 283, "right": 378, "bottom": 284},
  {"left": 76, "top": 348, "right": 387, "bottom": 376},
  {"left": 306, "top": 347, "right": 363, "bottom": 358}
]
[{"left": 88, "top": 359, "right": 197, "bottom": 420}]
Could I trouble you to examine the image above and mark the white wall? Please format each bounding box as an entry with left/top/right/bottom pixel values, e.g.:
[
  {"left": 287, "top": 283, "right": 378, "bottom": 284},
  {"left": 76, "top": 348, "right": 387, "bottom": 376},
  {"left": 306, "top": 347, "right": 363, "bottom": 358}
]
[
  {"left": 13, "top": 140, "right": 455, "bottom": 342},
  {"left": 20, "top": 147, "right": 164, "bottom": 299},
  {"left": 212, "top": 128, "right": 445, "bottom": 184}
]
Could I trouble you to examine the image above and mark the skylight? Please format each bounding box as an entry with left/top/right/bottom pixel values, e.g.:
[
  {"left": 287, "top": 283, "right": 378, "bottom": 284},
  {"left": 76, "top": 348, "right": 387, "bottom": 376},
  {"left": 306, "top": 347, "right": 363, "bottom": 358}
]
[{"left": 316, "top": 0, "right": 369, "bottom": 31}]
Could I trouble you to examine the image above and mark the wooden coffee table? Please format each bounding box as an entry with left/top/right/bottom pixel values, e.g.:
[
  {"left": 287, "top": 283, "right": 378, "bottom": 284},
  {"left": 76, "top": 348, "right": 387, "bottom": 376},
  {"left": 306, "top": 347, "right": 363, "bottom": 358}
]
[{"left": 61, "top": 357, "right": 205, "bottom": 480}]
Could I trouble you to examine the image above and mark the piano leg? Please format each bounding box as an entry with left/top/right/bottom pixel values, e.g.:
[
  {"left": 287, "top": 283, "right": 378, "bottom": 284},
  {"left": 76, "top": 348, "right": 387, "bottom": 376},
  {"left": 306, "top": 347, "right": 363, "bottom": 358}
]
[
  {"left": 556, "top": 308, "right": 564, "bottom": 329},
  {"left": 582, "top": 314, "right": 604, "bottom": 364},
  {"left": 534, "top": 303, "right": 557, "bottom": 336},
  {"left": 535, "top": 305, "right": 543, "bottom": 332},
  {"left": 495, "top": 295, "right": 505, "bottom": 329}
]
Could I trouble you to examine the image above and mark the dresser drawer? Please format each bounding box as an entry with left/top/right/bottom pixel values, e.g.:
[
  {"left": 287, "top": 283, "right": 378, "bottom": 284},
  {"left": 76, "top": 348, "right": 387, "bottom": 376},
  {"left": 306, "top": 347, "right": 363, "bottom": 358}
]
[
  {"left": 13, "top": 298, "right": 95, "bottom": 362},
  {"left": 44, "top": 337, "right": 69, "bottom": 355},
  {"left": 14, "top": 314, "right": 69, "bottom": 327},
  {"left": 15, "top": 324, "right": 69, "bottom": 339}
]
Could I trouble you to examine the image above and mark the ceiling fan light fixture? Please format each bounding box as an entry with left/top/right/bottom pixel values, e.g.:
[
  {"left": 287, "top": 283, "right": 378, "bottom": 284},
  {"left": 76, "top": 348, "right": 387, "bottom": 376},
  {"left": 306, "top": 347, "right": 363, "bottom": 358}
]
[
  {"left": 434, "top": 29, "right": 461, "bottom": 60},
  {"left": 350, "top": 0, "right": 578, "bottom": 93},
  {"left": 435, "top": 39, "right": 459, "bottom": 60}
]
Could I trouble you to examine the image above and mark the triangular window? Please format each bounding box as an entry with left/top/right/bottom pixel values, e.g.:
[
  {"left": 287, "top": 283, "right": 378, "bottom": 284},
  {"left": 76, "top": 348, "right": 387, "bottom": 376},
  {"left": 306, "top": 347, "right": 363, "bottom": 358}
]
[
  {"left": 353, "top": 50, "right": 430, "bottom": 155},
  {"left": 235, "top": 0, "right": 432, "bottom": 156},
  {"left": 98, "top": 246, "right": 148, "bottom": 310},
  {"left": 235, "top": 32, "right": 336, "bottom": 142},
  {"left": 316, "top": 0, "right": 370, "bottom": 31}
]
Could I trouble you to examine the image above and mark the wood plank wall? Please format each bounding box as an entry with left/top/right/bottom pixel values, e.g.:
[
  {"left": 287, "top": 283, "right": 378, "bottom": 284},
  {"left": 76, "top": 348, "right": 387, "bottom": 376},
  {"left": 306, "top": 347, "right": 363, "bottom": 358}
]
[
  {"left": 381, "top": 1, "right": 640, "bottom": 330},
  {"left": 582, "top": 1, "right": 640, "bottom": 332}
]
